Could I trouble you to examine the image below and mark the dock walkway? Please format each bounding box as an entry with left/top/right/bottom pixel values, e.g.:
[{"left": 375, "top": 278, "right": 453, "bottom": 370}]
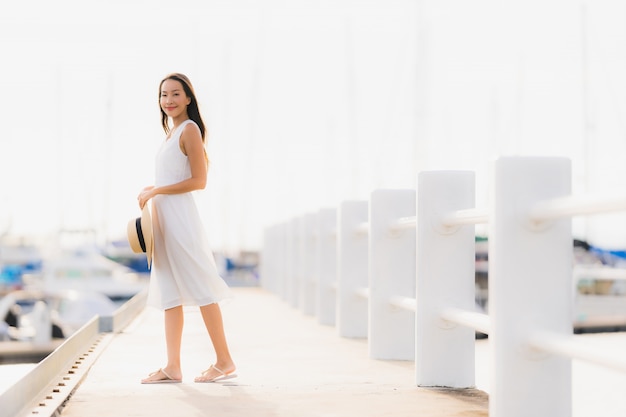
[{"left": 58, "top": 287, "right": 488, "bottom": 417}]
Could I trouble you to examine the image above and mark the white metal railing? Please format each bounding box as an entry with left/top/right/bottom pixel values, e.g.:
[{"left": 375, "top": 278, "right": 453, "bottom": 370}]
[
  {"left": 391, "top": 216, "right": 417, "bottom": 231},
  {"left": 259, "top": 157, "right": 626, "bottom": 417},
  {"left": 573, "top": 264, "right": 626, "bottom": 281},
  {"left": 527, "top": 331, "right": 626, "bottom": 373},
  {"left": 519, "top": 186, "right": 626, "bottom": 377},
  {"left": 529, "top": 194, "right": 626, "bottom": 221},
  {"left": 0, "top": 289, "right": 147, "bottom": 417},
  {"left": 440, "top": 208, "right": 489, "bottom": 228},
  {"left": 354, "top": 221, "right": 370, "bottom": 235},
  {"left": 440, "top": 307, "right": 492, "bottom": 335},
  {"left": 354, "top": 287, "right": 370, "bottom": 299},
  {"left": 389, "top": 295, "right": 417, "bottom": 312}
]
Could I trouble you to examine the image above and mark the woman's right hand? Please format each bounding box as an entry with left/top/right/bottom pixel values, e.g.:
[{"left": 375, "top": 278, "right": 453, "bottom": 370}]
[{"left": 138, "top": 186, "right": 156, "bottom": 209}]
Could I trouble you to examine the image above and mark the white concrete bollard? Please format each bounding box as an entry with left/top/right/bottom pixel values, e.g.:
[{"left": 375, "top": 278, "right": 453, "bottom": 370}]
[
  {"left": 490, "top": 157, "right": 572, "bottom": 417},
  {"left": 337, "top": 200, "right": 369, "bottom": 338},
  {"left": 301, "top": 212, "right": 318, "bottom": 316},
  {"left": 289, "top": 216, "right": 302, "bottom": 308},
  {"left": 260, "top": 227, "right": 271, "bottom": 291},
  {"left": 260, "top": 224, "right": 281, "bottom": 294},
  {"left": 275, "top": 221, "right": 290, "bottom": 300},
  {"left": 415, "top": 171, "right": 476, "bottom": 387},
  {"left": 317, "top": 207, "right": 338, "bottom": 326},
  {"left": 369, "top": 189, "right": 416, "bottom": 360}
]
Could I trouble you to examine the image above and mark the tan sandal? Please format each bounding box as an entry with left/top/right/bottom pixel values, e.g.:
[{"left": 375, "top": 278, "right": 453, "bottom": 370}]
[
  {"left": 141, "top": 368, "right": 182, "bottom": 384},
  {"left": 194, "top": 365, "right": 237, "bottom": 383}
]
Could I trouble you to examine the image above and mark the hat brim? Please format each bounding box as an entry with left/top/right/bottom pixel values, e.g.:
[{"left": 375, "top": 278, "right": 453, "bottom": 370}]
[{"left": 127, "top": 204, "right": 153, "bottom": 268}]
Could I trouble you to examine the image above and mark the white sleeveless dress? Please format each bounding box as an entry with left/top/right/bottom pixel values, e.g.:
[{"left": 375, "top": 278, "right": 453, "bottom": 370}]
[{"left": 146, "top": 119, "right": 232, "bottom": 310}]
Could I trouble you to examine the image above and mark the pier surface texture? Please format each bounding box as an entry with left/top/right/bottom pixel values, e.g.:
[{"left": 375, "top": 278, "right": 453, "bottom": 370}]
[{"left": 59, "top": 287, "right": 487, "bottom": 417}]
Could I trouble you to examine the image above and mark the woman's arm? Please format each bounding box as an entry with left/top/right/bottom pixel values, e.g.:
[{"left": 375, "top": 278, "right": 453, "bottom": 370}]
[{"left": 138, "top": 123, "right": 207, "bottom": 209}]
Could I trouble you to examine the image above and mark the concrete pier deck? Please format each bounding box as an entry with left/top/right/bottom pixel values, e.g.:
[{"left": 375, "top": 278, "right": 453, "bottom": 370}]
[{"left": 59, "top": 287, "right": 488, "bottom": 417}]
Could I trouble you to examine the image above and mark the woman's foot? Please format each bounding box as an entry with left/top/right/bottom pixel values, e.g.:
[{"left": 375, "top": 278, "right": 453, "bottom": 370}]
[
  {"left": 141, "top": 368, "right": 183, "bottom": 384},
  {"left": 194, "top": 363, "right": 237, "bottom": 383}
]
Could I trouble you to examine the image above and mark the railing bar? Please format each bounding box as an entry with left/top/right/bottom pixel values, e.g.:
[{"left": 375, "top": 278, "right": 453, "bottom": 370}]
[
  {"left": 573, "top": 266, "right": 626, "bottom": 281},
  {"left": 390, "top": 216, "right": 417, "bottom": 231},
  {"left": 389, "top": 296, "right": 417, "bottom": 312},
  {"left": 355, "top": 287, "right": 370, "bottom": 299},
  {"left": 529, "top": 331, "right": 626, "bottom": 374},
  {"left": 440, "top": 307, "right": 491, "bottom": 335},
  {"left": 440, "top": 208, "right": 489, "bottom": 227},
  {"left": 530, "top": 195, "right": 626, "bottom": 222},
  {"left": 354, "top": 221, "right": 370, "bottom": 235}
]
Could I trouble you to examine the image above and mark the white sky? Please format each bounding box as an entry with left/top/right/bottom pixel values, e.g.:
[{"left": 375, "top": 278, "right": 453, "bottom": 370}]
[{"left": 1, "top": 0, "right": 626, "bottom": 251}]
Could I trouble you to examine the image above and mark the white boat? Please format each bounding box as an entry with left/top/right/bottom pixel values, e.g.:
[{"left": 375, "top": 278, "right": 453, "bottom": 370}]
[
  {"left": 23, "top": 247, "right": 148, "bottom": 302},
  {"left": 0, "top": 288, "right": 118, "bottom": 363},
  {"left": 0, "top": 289, "right": 118, "bottom": 340}
]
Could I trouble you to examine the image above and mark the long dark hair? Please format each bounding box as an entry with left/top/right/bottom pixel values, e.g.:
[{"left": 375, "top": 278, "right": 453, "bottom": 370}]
[{"left": 159, "top": 73, "right": 206, "bottom": 142}]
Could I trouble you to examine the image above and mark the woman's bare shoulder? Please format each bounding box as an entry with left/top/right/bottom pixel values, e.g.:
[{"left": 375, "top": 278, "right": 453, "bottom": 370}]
[
  {"left": 180, "top": 121, "right": 202, "bottom": 143},
  {"left": 182, "top": 120, "right": 201, "bottom": 134}
]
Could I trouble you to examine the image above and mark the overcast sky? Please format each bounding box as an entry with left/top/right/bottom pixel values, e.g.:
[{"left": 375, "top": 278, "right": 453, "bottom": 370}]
[{"left": 1, "top": 0, "right": 626, "bottom": 251}]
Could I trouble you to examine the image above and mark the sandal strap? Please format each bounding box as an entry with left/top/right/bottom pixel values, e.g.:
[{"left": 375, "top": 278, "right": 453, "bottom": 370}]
[
  {"left": 160, "top": 368, "right": 175, "bottom": 380},
  {"left": 201, "top": 365, "right": 225, "bottom": 376},
  {"left": 210, "top": 365, "right": 225, "bottom": 376}
]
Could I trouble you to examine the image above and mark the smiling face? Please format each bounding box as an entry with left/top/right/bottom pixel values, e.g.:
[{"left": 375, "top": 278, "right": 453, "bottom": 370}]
[{"left": 160, "top": 79, "right": 191, "bottom": 121}]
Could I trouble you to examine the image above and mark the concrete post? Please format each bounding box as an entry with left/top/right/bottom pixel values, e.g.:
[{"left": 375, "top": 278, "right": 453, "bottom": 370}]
[
  {"left": 415, "top": 171, "right": 476, "bottom": 387},
  {"left": 277, "top": 221, "right": 289, "bottom": 300},
  {"left": 337, "top": 200, "right": 369, "bottom": 338},
  {"left": 317, "top": 207, "right": 338, "bottom": 326},
  {"left": 369, "top": 189, "right": 416, "bottom": 360},
  {"left": 490, "top": 157, "right": 572, "bottom": 417},
  {"left": 260, "top": 223, "right": 282, "bottom": 295},
  {"left": 259, "top": 227, "right": 271, "bottom": 292},
  {"left": 301, "top": 212, "right": 318, "bottom": 316},
  {"left": 289, "top": 216, "right": 302, "bottom": 308}
]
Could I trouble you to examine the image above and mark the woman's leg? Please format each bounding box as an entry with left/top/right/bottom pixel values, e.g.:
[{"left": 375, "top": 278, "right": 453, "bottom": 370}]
[
  {"left": 164, "top": 305, "right": 184, "bottom": 374},
  {"left": 195, "top": 302, "right": 235, "bottom": 381},
  {"left": 142, "top": 305, "right": 184, "bottom": 382}
]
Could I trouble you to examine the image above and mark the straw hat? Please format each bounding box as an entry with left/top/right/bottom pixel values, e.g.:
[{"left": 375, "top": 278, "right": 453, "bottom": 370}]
[{"left": 127, "top": 204, "right": 153, "bottom": 268}]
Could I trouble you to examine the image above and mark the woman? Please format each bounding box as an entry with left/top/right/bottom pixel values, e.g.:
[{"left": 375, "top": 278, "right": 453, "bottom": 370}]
[{"left": 138, "top": 73, "right": 236, "bottom": 384}]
